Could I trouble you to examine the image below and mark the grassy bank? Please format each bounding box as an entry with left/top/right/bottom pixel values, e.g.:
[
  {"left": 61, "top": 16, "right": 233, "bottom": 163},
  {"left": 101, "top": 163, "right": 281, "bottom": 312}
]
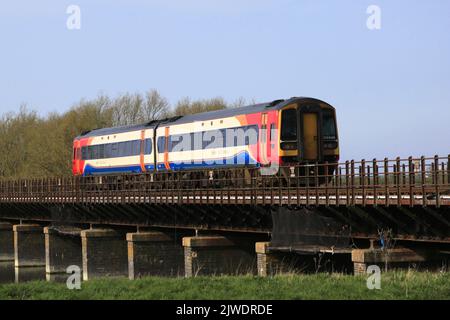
[{"left": 0, "top": 271, "right": 449, "bottom": 300}]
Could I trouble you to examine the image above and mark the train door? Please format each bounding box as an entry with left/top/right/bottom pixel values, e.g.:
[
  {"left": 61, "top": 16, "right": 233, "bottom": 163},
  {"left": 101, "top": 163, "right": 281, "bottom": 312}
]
[
  {"left": 301, "top": 113, "right": 319, "bottom": 160},
  {"left": 259, "top": 113, "right": 270, "bottom": 165},
  {"left": 72, "top": 140, "right": 81, "bottom": 175},
  {"left": 164, "top": 127, "right": 170, "bottom": 170},
  {"left": 140, "top": 130, "right": 146, "bottom": 173}
]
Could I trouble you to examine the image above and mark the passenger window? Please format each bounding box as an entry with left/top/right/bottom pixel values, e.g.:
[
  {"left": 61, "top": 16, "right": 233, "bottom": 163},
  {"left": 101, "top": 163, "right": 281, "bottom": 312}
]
[
  {"left": 104, "top": 144, "right": 111, "bottom": 158},
  {"left": 133, "top": 140, "right": 140, "bottom": 155},
  {"left": 145, "top": 139, "right": 152, "bottom": 154},
  {"left": 157, "top": 137, "right": 166, "bottom": 153},
  {"left": 98, "top": 144, "right": 105, "bottom": 159}
]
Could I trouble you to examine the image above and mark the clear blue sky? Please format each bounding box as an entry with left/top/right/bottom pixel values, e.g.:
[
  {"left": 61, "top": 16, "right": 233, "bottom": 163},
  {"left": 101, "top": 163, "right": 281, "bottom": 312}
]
[{"left": 0, "top": 0, "right": 449, "bottom": 160}]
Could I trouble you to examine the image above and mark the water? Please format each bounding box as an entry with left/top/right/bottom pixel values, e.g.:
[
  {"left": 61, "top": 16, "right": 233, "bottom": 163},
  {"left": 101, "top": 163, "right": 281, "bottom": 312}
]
[
  {"left": 0, "top": 262, "right": 15, "bottom": 284},
  {"left": 0, "top": 261, "right": 68, "bottom": 284}
]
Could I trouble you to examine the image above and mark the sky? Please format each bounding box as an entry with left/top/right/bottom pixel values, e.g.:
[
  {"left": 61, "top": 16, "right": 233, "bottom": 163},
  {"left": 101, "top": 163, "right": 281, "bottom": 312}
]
[{"left": 0, "top": 0, "right": 449, "bottom": 160}]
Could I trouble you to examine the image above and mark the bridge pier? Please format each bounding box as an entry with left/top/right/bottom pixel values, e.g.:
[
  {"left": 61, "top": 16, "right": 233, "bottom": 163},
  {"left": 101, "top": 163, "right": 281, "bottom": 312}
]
[
  {"left": 183, "top": 236, "right": 256, "bottom": 277},
  {"left": 81, "top": 229, "right": 128, "bottom": 280},
  {"left": 255, "top": 242, "right": 297, "bottom": 276},
  {"left": 352, "top": 248, "right": 428, "bottom": 275},
  {"left": 13, "top": 224, "right": 45, "bottom": 267},
  {"left": 127, "top": 231, "right": 184, "bottom": 279},
  {"left": 0, "top": 222, "right": 14, "bottom": 261},
  {"left": 44, "top": 226, "right": 82, "bottom": 274}
]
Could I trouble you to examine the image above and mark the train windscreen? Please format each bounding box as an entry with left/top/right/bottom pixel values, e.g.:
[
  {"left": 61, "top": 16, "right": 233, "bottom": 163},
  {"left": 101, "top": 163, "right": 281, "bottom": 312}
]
[
  {"left": 322, "top": 110, "right": 337, "bottom": 140},
  {"left": 280, "top": 108, "right": 297, "bottom": 141}
]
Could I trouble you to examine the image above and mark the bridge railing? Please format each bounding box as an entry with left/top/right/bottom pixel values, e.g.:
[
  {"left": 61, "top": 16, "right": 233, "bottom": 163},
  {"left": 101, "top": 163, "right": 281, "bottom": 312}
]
[{"left": 0, "top": 155, "right": 449, "bottom": 207}]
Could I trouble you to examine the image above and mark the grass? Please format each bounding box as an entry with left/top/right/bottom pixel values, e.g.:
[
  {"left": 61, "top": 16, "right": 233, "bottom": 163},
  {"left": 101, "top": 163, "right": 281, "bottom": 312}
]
[{"left": 0, "top": 271, "right": 449, "bottom": 300}]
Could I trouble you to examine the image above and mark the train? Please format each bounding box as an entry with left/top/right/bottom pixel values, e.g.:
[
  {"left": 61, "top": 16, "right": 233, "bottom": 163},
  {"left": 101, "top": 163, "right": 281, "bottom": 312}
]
[{"left": 72, "top": 97, "right": 339, "bottom": 180}]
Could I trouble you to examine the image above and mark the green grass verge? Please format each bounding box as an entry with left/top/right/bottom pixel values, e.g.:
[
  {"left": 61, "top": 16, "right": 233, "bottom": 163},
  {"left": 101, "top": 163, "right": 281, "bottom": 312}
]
[{"left": 0, "top": 271, "right": 449, "bottom": 300}]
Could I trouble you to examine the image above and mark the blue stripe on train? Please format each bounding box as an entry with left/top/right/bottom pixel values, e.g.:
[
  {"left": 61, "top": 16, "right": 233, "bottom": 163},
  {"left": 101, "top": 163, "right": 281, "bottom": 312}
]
[
  {"left": 156, "top": 151, "right": 258, "bottom": 171},
  {"left": 83, "top": 164, "right": 154, "bottom": 176},
  {"left": 83, "top": 152, "right": 257, "bottom": 175}
]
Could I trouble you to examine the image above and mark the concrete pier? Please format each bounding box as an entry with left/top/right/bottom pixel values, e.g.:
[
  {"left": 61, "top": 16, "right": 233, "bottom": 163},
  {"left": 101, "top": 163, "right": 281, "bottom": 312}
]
[
  {"left": 44, "top": 226, "right": 82, "bottom": 274},
  {"left": 183, "top": 236, "right": 256, "bottom": 277},
  {"left": 0, "top": 222, "right": 14, "bottom": 261},
  {"left": 81, "top": 229, "right": 128, "bottom": 280},
  {"left": 255, "top": 242, "right": 296, "bottom": 276},
  {"left": 352, "top": 248, "right": 428, "bottom": 275},
  {"left": 127, "top": 231, "right": 184, "bottom": 279},
  {"left": 13, "top": 224, "right": 45, "bottom": 267}
]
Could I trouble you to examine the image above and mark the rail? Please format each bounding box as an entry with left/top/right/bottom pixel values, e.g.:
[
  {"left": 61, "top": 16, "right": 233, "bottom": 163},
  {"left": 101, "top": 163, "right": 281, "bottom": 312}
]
[{"left": 0, "top": 155, "right": 449, "bottom": 207}]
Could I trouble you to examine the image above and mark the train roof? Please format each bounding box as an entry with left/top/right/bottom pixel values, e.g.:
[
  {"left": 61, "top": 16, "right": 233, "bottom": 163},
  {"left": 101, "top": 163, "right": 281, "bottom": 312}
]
[
  {"left": 76, "top": 123, "right": 155, "bottom": 139},
  {"left": 162, "top": 96, "right": 333, "bottom": 126},
  {"left": 76, "top": 97, "right": 331, "bottom": 139}
]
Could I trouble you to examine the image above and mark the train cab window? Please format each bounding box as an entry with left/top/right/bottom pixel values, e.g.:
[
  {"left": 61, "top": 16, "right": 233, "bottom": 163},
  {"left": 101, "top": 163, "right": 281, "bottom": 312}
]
[
  {"left": 281, "top": 109, "right": 297, "bottom": 141},
  {"left": 322, "top": 110, "right": 337, "bottom": 140}
]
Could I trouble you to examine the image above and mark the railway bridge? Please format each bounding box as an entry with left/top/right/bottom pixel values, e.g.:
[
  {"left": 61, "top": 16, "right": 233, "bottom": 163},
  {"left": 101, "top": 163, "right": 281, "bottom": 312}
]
[{"left": 0, "top": 155, "right": 449, "bottom": 280}]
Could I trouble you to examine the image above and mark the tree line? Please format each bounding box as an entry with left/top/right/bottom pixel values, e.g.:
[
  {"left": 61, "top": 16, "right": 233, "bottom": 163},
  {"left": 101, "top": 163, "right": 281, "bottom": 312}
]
[{"left": 0, "top": 90, "right": 251, "bottom": 178}]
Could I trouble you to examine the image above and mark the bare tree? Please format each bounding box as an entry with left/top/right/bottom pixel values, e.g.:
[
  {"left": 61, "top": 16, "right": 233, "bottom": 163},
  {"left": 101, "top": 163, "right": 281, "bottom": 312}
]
[
  {"left": 111, "top": 93, "right": 144, "bottom": 126},
  {"left": 142, "top": 89, "right": 169, "bottom": 121},
  {"left": 173, "top": 96, "right": 227, "bottom": 116},
  {"left": 229, "top": 96, "right": 248, "bottom": 109}
]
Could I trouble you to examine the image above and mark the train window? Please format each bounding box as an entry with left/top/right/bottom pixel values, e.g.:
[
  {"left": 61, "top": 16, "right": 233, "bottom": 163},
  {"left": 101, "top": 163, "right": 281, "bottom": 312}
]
[
  {"left": 322, "top": 110, "right": 337, "bottom": 140},
  {"left": 133, "top": 140, "right": 140, "bottom": 155},
  {"left": 203, "top": 134, "right": 217, "bottom": 149},
  {"left": 128, "top": 141, "right": 134, "bottom": 156},
  {"left": 223, "top": 125, "right": 258, "bottom": 147},
  {"left": 98, "top": 144, "right": 105, "bottom": 159},
  {"left": 111, "top": 143, "right": 118, "bottom": 158},
  {"left": 123, "top": 142, "right": 129, "bottom": 156},
  {"left": 160, "top": 125, "right": 259, "bottom": 153},
  {"left": 127, "top": 141, "right": 133, "bottom": 156},
  {"left": 91, "top": 146, "right": 98, "bottom": 159},
  {"left": 157, "top": 137, "right": 166, "bottom": 153},
  {"left": 281, "top": 109, "right": 297, "bottom": 141},
  {"left": 169, "top": 134, "right": 189, "bottom": 152},
  {"left": 104, "top": 144, "right": 112, "bottom": 158},
  {"left": 169, "top": 136, "right": 177, "bottom": 152},
  {"left": 145, "top": 139, "right": 152, "bottom": 154},
  {"left": 117, "top": 142, "right": 126, "bottom": 157},
  {"left": 81, "top": 147, "right": 87, "bottom": 160}
]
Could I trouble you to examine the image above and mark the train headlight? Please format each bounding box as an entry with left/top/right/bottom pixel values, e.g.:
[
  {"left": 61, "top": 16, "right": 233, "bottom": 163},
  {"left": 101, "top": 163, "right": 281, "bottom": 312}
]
[{"left": 280, "top": 142, "right": 297, "bottom": 150}]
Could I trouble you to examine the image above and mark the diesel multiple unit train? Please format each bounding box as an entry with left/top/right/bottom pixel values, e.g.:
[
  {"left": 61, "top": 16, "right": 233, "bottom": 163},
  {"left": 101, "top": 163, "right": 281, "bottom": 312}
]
[{"left": 72, "top": 97, "right": 339, "bottom": 179}]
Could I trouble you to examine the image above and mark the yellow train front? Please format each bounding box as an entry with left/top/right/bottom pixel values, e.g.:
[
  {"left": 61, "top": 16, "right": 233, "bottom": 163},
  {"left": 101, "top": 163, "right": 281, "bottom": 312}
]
[{"left": 278, "top": 97, "right": 339, "bottom": 165}]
